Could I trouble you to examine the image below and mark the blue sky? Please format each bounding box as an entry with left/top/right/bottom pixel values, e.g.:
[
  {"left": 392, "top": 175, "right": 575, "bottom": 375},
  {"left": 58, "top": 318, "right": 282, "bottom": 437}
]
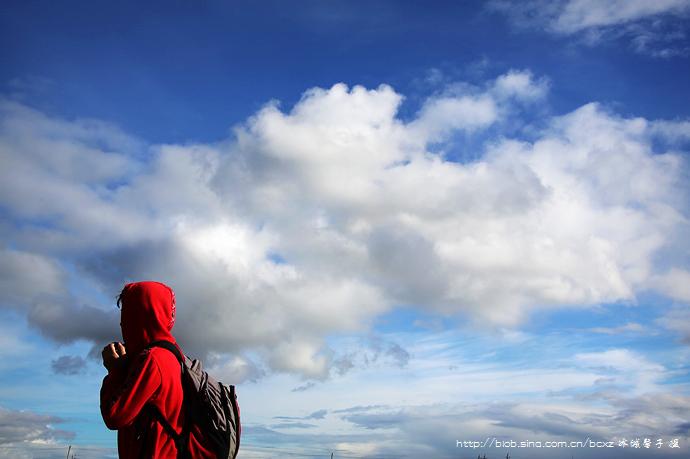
[{"left": 1, "top": 1, "right": 690, "bottom": 458}]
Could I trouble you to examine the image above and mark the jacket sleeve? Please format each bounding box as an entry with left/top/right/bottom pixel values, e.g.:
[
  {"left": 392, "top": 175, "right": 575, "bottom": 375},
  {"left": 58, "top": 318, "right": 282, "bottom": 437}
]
[{"left": 100, "top": 351, "right": 162, "bottom": 430}]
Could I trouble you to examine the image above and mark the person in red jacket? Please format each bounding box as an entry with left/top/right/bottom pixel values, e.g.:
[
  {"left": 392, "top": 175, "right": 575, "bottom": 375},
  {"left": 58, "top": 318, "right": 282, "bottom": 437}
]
[{"left": 100, "top": 281, "right": 213, "bottom": 458}]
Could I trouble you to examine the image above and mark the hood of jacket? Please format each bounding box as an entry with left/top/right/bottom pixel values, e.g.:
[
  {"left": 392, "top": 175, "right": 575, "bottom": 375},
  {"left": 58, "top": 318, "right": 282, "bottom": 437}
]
[{"left": 119, "top": 281, "right": 177, "bottom": 355}]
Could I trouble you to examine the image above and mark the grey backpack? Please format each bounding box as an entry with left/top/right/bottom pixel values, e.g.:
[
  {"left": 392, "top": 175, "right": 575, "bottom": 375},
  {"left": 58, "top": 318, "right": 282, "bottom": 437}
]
[{"left": 147, "top": 340, "right": 240, "bottom": 459}]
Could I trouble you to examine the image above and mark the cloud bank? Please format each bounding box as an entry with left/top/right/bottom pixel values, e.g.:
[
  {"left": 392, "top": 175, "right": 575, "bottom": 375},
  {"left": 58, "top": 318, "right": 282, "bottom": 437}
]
[
  {"left": 0, "top": 407, "right": 74, "bottom": 445},
  {"left": 1, "top": 69, "right": 688, "bottom": 379}
]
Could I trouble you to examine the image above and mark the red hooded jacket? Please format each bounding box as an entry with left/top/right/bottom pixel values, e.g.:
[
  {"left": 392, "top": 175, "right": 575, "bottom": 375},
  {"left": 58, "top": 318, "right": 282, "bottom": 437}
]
[{"left": 100, "top": 281, "right": 214, "bottom": 458}]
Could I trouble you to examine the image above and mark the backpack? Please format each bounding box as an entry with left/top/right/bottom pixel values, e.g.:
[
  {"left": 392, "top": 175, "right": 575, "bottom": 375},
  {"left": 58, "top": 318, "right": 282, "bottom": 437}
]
[{"left": 146, "top": 340, "right": 241, "bottom": 459}]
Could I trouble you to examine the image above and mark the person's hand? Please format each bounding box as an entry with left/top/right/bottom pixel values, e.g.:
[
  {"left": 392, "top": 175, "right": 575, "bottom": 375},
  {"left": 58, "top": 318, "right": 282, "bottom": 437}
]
[{"left": 102, "top": 342, "right": 127, "bottom": 372}]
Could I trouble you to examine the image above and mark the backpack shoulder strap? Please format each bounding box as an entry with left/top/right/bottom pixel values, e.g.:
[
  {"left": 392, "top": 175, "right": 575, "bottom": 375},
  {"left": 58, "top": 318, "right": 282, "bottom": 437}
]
[
  {"left": 149, "top": 404, "right": 182, "bottom": 440},
  {"left": 145, "top": 340, "right": 190, "bottom": 458},
  {"left": 145, "top": 404, "right": 190, "bottom": 458},
  {"left": 148, "top": 340, "right": 184, "bottom": 365}
]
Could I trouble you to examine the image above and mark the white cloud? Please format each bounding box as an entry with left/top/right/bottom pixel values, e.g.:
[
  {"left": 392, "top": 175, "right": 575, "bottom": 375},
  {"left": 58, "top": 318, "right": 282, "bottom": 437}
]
[
  {"left": 410, "top": 93, "right": 497, "bottom": 141},
  {"left": 410, "top": 70, "right": 549, "bottom": 142},
  {"left": 554, "top": 0, "right": 690, "bottom": 34},
  {"left": 0, "top": 249, "right": 65, "bottom": 309},
  {"left": 1, "top": 72, "right": 688, "bottom": 378},
  {"left": 589, "top": 322, "right": 647, "bottom": 335},
  {"left": 492, "top": 69, "right": 550, "bottom": 101},
  {"left": 50, "top": 355, "right": 87, "bottom": 375},
  {"left": 0, "top": 406, "right": 74, "bottom": 445},
  {"left": 206, "top": 355, "right": 265, "bottom": 384},
  {"left": 489, "top": 0, "right": 690, "bottom": 57},
  {"left": 657, "top": 307, "right": 690, "bottom": 343},
  {"left": 0, "top": 320, "right": 33, "bottom": 357},
  {"left": 234, "top": 322, "right": 689, "bottom": 457},
  {"left": 329, "top": 395, "right": 690, "bottom": 458},
  {"left": 574, "top": 348, "right": 667, "bottom": 393},
  {"left": 652, "top": 268, "right": 690, "bottom": 303},
  {"left": 651, "top": 119, "right": 690, "bottom": 141}
]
